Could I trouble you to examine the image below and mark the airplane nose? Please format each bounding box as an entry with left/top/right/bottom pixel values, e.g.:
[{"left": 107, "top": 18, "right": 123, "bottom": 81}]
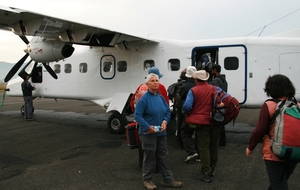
[{"left": 24, "top": 48, "right": 28, "bottom": 54}]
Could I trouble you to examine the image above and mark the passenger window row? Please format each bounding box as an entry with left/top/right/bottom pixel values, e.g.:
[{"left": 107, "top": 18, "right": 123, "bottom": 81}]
[{"left": 53, "top": 58, "right": 181, "bottom": 74}]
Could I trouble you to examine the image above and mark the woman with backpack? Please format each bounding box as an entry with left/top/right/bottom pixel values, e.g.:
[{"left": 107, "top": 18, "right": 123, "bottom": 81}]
[{"left": 246, "top": 74, "right": 299, "bottom": 190}]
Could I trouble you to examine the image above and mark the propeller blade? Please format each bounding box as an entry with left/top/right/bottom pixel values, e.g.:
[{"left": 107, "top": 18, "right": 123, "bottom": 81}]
[
  {"left": 4, "top": 53, "right": 29, "bottom": 82},
  {"left": 19, "top": 35, "right": 29, "bottom": 44},
  {"left": 18, "top": 59, "right": 34, "bottom": 80},
  {"left": 42, "top": 63, "right": 58, "bottom": 79}
]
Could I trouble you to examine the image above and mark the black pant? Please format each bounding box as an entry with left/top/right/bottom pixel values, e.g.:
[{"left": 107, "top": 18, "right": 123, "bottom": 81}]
[
  {"left": 181, "top": 117, "right": 198, "bottom": 156},
  {"left": 219, "top": 125, "right": 226, "bottom": 146},
  {"left": 176, "top": 111, "right": 184, "bottom": 146},
  {"left": 265, "top": 160, "right": 298, "bottom": 190}
]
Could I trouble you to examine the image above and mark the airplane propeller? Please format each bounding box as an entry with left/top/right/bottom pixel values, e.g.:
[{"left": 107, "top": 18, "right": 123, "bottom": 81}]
[
  {"left": 19, "top": 35, "right": 29, "bottom": 45},
  {"left": 4, "top": 53, "right": 29, "bottom": 82},
  {"left": 42, "top": 63, "right": 58, "bottom": 79},
  {"left": 4, "top": 35, "right": 58, "bottom": 82}
]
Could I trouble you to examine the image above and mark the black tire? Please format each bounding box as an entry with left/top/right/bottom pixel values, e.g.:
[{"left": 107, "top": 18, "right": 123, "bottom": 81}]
[
  {"left": 20, "top": 105, "right": 34, "bottom": 115},
  {"left": 21, "top": 105, "right": 24, "bottom": 115},
  {"left": 107, "top": 112, "right": 127, "bottom": 134}
]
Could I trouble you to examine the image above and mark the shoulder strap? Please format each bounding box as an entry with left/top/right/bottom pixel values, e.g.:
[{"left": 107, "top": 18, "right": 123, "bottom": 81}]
[{"left": 269, "top": 98, "right": 286, "bottom": 124}]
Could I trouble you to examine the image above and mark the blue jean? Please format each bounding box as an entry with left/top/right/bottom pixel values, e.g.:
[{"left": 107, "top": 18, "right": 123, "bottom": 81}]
[
  {"left": 265, "top": 160, "right": 298, "bottom": 190},
  {"left": 23, "top": 96, "right": 33, "bottom": 119},
  {"left": 139, "top": 135, "right": 174, "bottom": 183}
]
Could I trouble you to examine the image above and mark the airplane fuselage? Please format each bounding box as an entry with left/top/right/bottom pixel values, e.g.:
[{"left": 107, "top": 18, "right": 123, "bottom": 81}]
[
  {"left": 5, "top": 36, "right": 300, "bottom": 134},
  {"left": 7, "top": 37, "right": 300, "bottom": 108}
]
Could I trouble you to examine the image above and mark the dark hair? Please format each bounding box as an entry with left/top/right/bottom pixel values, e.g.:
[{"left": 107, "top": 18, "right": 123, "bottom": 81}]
[
  {"left": 212, "top": 64, "right": 221, "bottom": 72},
  {"left": 179, "top": 69, "right": 187, "bottom": 80},
  {"left": 264, "top": 74, "right": 295, "bottom": 98}
]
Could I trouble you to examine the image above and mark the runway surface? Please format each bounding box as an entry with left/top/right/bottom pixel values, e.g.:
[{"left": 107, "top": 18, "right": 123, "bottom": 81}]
[{"left": 0, "top": 95, "right": 299, "bottom": 190}]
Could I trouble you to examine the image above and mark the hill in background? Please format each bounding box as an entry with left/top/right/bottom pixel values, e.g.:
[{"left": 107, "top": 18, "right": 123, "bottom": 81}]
[{"left": 0, "top": 62, "right": 13, "bottom": 81}]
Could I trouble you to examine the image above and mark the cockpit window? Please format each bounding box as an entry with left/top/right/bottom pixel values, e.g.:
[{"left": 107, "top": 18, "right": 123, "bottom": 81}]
[
  {"left": 54, "top": 64, "right": 61, "bottom": 73},
  {"left": 64, "top": 63, "right": 72, "bottom": 73}
]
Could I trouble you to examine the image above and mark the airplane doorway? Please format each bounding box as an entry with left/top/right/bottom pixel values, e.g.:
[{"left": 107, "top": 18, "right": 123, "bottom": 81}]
[{"left": 192, "top": 45, "right": 247, "bottom": 104}]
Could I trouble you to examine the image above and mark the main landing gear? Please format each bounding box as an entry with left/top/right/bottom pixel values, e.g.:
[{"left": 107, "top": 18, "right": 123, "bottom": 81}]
[{"left": 107, "top": 112, "right": 128, "bottom": 134}]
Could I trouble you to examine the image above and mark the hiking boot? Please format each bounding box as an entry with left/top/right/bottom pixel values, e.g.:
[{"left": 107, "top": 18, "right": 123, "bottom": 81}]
[
  {"left": 185, "top": 153, "right": 198, "bottom": 162},
  {"left": 208, "top": 169, "right": 216, "bottom": 177},
  {"left": 196, "top": 172, "right": 212, "bottom": 183},
  {"left": 143, "top": 180, "right": 157, "bottom": 190},
  {"left": 161, "top": 180, "right": 182, "bottom": 188}
]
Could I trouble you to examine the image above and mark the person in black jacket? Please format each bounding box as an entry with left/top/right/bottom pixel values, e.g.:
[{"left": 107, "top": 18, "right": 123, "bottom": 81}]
[
  {"left": 21, "top": 74, "right": 36, "bottom": 121},
  {"left": 210, "top": 64, "right": 228, "bottom": 148},
  {"left": 168, "top": 69, "right": 187, "bottom": 149},
  {"left": 179, "top": 66, "right": 199, "bottom": 162}
]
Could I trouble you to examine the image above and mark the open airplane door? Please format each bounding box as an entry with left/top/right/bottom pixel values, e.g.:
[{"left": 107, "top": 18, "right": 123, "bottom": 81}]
[
  {"left": 279, "top": 53, "right": 300, "bottom": 100},
  {"left": 218, "top": 45, "right": 247, "bottom": 104}
]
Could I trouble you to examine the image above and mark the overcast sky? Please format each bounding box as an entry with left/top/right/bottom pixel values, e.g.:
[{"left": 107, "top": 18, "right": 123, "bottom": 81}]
[{"left": 1, "top": 0, "right": 300, "bottom": 63}]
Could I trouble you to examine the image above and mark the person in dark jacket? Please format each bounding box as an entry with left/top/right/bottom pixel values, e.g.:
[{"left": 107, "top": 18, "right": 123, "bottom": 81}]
[
  {"left": 210, "top": 64, "right": 228, "bottom": 148},
  {"left": 21, "top": 74, "right": 36, "bottom": 121},
  {"left": 179, "top": 66, "right": 199, "bottom": 162},
  {"left": 168, "top": 69, "right": 187, "bottom": 149}
]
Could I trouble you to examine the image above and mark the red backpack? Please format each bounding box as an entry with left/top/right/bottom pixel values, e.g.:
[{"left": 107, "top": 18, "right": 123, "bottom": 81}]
[
  {"left": 130, "top": 83, "right": 148, "bottom": 112},
  {"left": 211, "top": 87, "right": 240, "bottom": 126},
  {"left": 267, "top": 97, "right": 300, "bottom": 161}
]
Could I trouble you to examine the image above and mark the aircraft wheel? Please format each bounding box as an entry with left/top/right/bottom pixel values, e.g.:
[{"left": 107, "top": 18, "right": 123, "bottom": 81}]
[
  {"left": 107, "top": 112, "right": 127, "bottom": 134},
  {"left": 20, "top": 105, "right": 34, "bottom": 115},
  {"left": 21, "top": 105, "right": 24, "bottom": 115}
]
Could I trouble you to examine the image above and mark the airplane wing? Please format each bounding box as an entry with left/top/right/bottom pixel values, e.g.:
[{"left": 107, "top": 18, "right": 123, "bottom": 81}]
[{"left": 0, "top": 5, "right": 156, "bottom": 47}]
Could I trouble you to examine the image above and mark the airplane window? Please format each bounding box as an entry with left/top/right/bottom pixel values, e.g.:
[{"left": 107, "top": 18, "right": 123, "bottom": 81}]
[
  {"left": 117, "top": 61, "right": 127, "bottom": 72},
  {"left": 103, "top": 62, "right": 112, "bottom": 72},
  {"left": 100, "top": 55, "right": 115, "bottom": 79},
  {"left": 64, "top": 64, "right": 72, "bottom": 73},
  {"left": 79, "top": 63, "right": 87, "bottom": 73},
  {"left": 54, "top": 64, "right": 61, "bottom": 73},
  {"left": 168, "top": 59, "right": 180, "bottom": 71},
  {"left": 224, "top": 57, "right": 239, "bottom": 70},
  {"left": 144, "top": 60, "right": 155, "bottom": 71}
]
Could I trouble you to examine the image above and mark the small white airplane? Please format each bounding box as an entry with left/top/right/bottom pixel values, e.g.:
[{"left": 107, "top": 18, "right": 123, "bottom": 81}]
[{"left": 0, "top": 6, "right": 299, "bottom": 134}]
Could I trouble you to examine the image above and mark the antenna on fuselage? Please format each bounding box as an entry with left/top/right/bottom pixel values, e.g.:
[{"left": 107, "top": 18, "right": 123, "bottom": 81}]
[{"left": 245, "top": 8, "right": 300, "bottom": 37}]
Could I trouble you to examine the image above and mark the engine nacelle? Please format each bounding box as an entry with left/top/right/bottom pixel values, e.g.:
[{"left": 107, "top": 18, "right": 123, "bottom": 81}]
[{"left": 27, "top": 37, "right": 75, "bottom": 62}]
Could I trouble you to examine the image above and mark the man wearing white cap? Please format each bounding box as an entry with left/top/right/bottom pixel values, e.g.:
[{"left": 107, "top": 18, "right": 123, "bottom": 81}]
[{"left": 182, "top": 70, "right": 219, "bottom": 183}]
